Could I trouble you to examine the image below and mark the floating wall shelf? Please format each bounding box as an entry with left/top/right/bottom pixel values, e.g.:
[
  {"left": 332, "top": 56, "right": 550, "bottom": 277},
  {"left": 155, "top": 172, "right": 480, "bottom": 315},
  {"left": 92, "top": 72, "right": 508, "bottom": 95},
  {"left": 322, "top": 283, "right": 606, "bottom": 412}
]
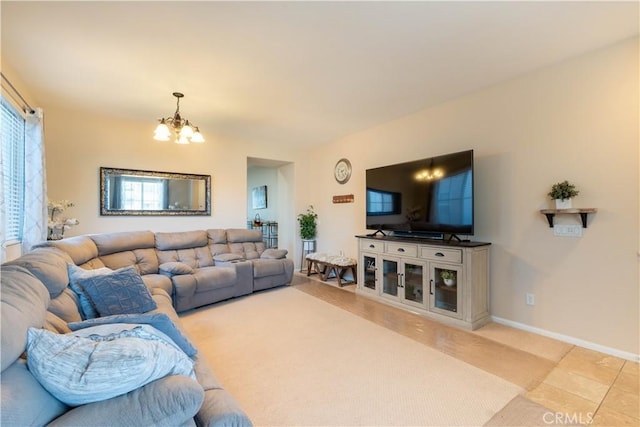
[{"left": 539, "top": 208, "right": 597, "bottom": 228}]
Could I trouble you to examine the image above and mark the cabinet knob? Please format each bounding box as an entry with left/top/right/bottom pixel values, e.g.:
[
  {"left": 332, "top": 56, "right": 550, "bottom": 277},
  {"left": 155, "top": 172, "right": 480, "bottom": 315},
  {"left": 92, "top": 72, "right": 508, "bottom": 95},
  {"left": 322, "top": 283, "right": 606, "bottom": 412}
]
[
  {"left": 435, "top": 252, "right": 444, "bottom": 257},
  {"left": 397, "top": 248, "right": 405, "bottom": 252},
  {"left": 369, "top": 244, "right": 375, "bottom": 248}
]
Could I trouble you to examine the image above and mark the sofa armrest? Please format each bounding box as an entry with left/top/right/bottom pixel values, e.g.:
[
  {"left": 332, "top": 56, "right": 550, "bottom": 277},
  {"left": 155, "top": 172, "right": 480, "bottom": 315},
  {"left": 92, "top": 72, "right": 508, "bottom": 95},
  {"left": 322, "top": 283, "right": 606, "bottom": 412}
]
[
  {"left": 260, "top": 249, "right": 288, "bottom": 259},
  {"left": 159, "top": 262, "right": 194, "bottom": 276},
  {"left": 48, "top": 375, "right": 204, "bottom": 427}
]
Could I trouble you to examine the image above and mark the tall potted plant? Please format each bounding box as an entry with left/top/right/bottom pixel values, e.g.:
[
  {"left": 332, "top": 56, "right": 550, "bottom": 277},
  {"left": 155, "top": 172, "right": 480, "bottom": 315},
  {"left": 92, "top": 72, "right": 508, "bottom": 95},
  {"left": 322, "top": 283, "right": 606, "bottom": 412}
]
[
  {"left": 297, "top": 205, "right": 318, "bottom": 240},
  {"left": 297, "top": 205, "right": 318, "bottom": 272}
]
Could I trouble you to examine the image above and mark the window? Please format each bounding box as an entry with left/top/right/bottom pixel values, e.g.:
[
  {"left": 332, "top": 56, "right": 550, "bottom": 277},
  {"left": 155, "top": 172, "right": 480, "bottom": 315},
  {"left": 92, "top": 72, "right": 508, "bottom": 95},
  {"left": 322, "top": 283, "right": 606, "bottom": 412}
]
[
  {"left": 366, "top": 188, "right": 401, "bottom": 215},
  {"left": 1, "top": 97, "right": 26, "bottom": 242},
  {"left": 120, "top": 177, "right": 166, "bottom": 210}
]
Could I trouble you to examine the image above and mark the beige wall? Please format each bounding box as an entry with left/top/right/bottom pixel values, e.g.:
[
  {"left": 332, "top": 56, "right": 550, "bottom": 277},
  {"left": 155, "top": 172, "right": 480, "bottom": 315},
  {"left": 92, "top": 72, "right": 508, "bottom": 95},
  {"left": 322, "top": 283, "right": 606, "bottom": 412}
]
[
  {"left": 41, "top": 106, "right": 307, "bottom": 259},
  {"left": 7, "top": 37, "right": 638, "bottom": 357},
  {"left": 306, "top": 37, "right": 639, "bottom": 356}
]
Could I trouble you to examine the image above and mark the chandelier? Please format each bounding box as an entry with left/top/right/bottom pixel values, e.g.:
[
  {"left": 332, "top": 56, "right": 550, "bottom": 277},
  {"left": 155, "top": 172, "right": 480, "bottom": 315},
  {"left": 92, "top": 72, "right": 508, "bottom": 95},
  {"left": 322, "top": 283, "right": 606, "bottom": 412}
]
[{"left": 153, "top": 92, "right": 205, "bottom": 144}]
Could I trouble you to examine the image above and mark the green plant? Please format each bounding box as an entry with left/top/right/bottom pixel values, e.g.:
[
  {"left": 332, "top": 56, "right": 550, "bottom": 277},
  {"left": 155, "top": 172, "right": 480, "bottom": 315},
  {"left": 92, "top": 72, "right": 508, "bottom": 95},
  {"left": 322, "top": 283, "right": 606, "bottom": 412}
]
[
  {"left": 548, "top": 180, "right": 579, "bottom": 200},
  {"left": 297, "top": 205, "right": 318, "bottom": 240},
  {"left": 440, "top": 270, "right": 456, "bottom": 280}
]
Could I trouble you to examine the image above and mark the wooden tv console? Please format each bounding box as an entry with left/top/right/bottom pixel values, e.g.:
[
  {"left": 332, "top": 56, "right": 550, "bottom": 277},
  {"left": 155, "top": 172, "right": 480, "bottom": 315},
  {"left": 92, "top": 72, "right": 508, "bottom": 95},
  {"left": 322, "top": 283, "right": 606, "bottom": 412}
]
[{"left": 356, "top": 235, "right": 491, "bottom": 330}]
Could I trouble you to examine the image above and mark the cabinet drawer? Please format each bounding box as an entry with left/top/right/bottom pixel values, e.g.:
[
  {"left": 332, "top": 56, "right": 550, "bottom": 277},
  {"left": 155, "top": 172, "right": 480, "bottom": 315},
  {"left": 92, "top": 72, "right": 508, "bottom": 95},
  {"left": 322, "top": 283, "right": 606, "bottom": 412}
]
[
  {"left": 360, "top": 239, "right": 384, "bottom": 253},
  {"left": 420, "top": 247, "right": 462, "bottom": 263},
  {"left": 386, "top": 242, "right": 418, "bottom": 257}
]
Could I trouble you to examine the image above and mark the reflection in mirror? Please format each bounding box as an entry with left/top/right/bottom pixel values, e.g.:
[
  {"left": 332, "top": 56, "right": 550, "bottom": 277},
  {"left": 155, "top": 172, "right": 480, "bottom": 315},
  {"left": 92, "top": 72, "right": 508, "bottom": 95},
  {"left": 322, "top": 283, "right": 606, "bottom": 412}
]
[{"left": 100, "top": 167, "right": 211, "bottom": 216}]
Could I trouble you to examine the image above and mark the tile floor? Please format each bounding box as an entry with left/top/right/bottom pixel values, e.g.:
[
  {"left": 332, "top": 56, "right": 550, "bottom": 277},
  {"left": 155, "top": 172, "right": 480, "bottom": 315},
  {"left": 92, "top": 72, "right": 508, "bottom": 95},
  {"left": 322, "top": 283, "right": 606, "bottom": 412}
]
[{"left": 292, "top": 273, "right": 639, "bottom": 426}]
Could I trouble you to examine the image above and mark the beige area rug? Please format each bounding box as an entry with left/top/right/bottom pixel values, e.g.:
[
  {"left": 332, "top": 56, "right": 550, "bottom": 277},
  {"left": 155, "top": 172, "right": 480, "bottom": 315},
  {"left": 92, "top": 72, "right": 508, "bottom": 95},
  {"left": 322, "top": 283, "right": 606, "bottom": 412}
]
[{"left": 180, "top": 287, "right": 524, "bottom": 426}]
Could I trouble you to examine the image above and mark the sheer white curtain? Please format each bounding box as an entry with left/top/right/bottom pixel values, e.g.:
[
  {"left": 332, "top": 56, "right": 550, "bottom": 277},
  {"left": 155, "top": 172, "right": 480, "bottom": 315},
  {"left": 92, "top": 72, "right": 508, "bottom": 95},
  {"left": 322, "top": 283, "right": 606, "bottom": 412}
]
[
  {"left": 21, "top": 108, "right": 47, "bottom": 252},
  {"left": 0, "top": 130, "right": 5, "bottom": 263}
]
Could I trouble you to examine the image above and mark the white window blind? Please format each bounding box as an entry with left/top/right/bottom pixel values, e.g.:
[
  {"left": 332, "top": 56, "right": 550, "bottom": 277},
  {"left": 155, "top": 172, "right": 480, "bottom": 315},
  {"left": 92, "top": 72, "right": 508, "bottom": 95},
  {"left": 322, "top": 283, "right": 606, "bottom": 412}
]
[{"left": 1, "top": 97, "right": 26, "bottom": 242}]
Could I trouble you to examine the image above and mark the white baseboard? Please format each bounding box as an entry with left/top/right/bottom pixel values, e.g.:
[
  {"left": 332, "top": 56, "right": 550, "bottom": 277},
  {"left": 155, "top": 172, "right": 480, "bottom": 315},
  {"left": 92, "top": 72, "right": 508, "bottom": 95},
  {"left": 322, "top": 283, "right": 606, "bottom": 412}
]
[{"left": 491, "top": 316, "right": 640, "bottom": 363}]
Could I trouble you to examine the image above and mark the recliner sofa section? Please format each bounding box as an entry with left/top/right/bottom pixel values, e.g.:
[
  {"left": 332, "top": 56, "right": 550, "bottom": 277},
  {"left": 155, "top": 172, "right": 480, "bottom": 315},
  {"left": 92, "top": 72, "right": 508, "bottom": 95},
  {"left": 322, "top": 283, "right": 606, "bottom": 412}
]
[{"left": 36, "top": 228, "right": 294, "bottom": 312}]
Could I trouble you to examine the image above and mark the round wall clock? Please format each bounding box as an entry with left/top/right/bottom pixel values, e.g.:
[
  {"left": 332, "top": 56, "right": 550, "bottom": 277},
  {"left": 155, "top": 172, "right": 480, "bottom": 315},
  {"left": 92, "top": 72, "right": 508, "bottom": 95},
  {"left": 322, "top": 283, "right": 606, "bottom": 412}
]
[{"left": 334, "top": 158, "right": 352, "bottom": 184}]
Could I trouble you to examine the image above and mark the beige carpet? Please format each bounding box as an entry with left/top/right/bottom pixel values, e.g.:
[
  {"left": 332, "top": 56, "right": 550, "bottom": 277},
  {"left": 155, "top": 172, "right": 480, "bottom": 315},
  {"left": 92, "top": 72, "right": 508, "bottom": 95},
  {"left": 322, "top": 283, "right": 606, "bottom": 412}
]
[{"left": 180, "top": 287, "right": 523, "bottom": 426}]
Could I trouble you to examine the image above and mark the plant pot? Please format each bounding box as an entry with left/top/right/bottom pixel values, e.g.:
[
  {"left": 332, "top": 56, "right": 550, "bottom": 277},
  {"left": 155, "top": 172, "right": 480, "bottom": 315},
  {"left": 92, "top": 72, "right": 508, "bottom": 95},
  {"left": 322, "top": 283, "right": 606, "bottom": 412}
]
[
  {"left": 443, "top": 278, "right": 456, "bottom": 287},
  {"left": 555, "top": 198, "right": 572, "bottom": 209}
]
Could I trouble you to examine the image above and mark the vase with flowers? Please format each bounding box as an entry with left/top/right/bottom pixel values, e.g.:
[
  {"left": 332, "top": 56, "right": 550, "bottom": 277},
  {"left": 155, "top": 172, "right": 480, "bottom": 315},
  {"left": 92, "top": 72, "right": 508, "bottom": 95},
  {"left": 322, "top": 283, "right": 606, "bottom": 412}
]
[{"left": 48, "top": 200, "right": 79, "bottom": 240}]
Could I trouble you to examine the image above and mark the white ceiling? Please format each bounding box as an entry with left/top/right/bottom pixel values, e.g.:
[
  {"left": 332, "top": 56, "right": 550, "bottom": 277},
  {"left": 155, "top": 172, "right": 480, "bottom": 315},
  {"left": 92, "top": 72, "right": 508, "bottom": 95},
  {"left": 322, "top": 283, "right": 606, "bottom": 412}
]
[{"left": 2, "top": 1, "right": 638, "bottom": 147}]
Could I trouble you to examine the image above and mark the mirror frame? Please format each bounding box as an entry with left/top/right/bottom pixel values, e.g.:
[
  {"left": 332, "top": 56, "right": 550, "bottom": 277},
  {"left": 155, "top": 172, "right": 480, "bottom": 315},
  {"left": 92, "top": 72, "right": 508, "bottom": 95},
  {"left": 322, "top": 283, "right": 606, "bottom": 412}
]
[{"left": 100, "top": 167, "right": 211, "bottom": 216}]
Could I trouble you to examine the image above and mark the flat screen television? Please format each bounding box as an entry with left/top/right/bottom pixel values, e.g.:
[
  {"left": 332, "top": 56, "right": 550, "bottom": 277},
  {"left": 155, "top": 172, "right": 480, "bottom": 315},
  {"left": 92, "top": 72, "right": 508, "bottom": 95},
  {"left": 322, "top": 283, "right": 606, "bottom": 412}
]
[{"left": 366, "top": 149, "right": 474, "bottom": 239}]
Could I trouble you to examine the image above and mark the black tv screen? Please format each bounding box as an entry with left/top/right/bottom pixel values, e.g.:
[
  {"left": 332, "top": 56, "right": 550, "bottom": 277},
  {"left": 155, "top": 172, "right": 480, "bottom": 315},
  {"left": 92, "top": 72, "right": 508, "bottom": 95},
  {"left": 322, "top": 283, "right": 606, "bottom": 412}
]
[{"left": 366, "top": 149, "right": 474, "bottom": 237}]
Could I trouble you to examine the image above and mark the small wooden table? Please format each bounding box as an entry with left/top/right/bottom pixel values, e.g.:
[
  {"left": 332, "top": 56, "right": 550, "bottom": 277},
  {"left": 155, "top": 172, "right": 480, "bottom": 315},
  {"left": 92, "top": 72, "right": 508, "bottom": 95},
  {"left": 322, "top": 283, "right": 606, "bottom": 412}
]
[{"left": 306, "top": 253, "right": 357, "bottom": 287}]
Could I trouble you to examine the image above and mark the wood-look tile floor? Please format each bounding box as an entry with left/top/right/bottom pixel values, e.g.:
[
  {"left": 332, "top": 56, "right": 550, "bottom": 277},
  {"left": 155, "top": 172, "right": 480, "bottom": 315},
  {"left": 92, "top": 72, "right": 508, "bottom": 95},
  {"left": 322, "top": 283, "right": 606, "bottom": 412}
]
[{"left": 291, "top": 273, "right": 639, "bottom": 426}]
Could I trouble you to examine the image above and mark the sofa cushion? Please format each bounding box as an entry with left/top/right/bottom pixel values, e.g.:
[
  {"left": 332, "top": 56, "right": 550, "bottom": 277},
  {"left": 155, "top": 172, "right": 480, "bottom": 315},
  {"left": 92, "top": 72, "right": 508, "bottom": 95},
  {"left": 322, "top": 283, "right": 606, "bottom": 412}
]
[
  {"left": 207, "top": 229, "right": 227, "bottom": 244},
  {"left": 251, "top": 259, "right": 285, "bottom": 278},
  {"left": 260, "top": 249, "right": 288, "bottom": 259},
  {"left": 79, "top": 266, "right": 157, "bottom": 316},
  {"left": 155, "top": 230, "right": 208, "bottom": 251},
  {"left": 0, "top": 360, "right": 68, "bottom": 426},
  {"left": 26, "top": 325, "right": 195, "bottom": 406},
  {"left": 229, "top": 242, "right": 262, "bottom": 260},
  {"left": 214, "top": 253, "right": 245, "bottom": 263},
  {"left": 35, "top": 236, "right": 99, "bottom": 266},
  {"left": 5, "top": 248, "right": 73, "bottom": 298},
  {"left": 99, "top": 248, "right": 159, "bottom": 275},
  {"left": 68, "top": 264, "right": 113, "bottom": 319},
  {"left": 69, "top": 312, "right": 197, "bottom": 357},
  {"left": 159, "top": 261, "right": 195, "bottom": 275},
  {"left": 141, "top": 273, "right": 173, "bottom": 295},
  {"left": 43, "top": 311, "right": 72, "bottom": 334},
  {"left": 90, "top": 230, "right": 156, "bottom": 255},
  {"left": 226, "top": 228, "right": 262, "bottom": 243},
  {"left": 157, "top": 246, "right": 214, "bottom": 269},
  {"left": 1, "top": 265, "right": 50, "bottom": 372},
  {"left": 193, "top": 267, "right": 237, "bottom": 291},
  {"left": 47, "top": 288, "right": 83, "bottom": 323},
  {"left": 47, "top": 375, "right": 204, "bottom": 427}
]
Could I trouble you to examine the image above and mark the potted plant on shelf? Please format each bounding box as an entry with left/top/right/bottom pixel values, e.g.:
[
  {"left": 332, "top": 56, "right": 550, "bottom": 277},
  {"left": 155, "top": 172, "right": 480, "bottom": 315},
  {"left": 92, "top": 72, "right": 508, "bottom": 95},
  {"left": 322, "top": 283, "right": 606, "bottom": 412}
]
[
  {"left": 548, "top": 180, "right": 579, "bottom": 209},
  {"left": 440, "top": 270, "right": 457, "bottom": 287},
  {"left": 297, "top": 205, "right": 318, "bottom": 240}
]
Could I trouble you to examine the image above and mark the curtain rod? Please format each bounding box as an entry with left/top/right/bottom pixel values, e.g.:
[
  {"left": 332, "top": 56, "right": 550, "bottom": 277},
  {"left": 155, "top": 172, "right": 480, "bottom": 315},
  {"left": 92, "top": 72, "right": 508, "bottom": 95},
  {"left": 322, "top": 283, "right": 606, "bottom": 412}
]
[{"left": 1, "top": 72, "right": 36, "bottom": 114}]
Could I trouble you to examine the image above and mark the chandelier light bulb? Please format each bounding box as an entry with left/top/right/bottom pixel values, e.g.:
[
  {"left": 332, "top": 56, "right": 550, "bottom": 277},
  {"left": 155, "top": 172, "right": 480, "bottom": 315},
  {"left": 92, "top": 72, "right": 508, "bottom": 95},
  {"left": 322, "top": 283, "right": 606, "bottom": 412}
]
[
  {"left": 153, "top": 93, "right": 204, "bottom": 144},
  {"left": 180, "top": 122, "right": 194, "bottom": 139},
  {"left": 176, "top": 134, "right": 190, "bottom": 144},
  {"left": 191, "top": 128, "right": 205, "bottom": 143}
]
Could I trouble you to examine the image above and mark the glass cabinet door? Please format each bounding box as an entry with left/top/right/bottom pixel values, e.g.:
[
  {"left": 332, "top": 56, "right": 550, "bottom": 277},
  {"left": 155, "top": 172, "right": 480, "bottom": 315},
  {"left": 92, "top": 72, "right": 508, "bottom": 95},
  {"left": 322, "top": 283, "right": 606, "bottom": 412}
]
[
  {"left": 430, "top": 264, "right": 463, "bottom": 319},
  {"left": 362, "top": 254, "right": 377, "bottom": 291},
  {"left": 381, "top": 258, "right": 399, "bottom": 297},
  {"left": 402, "top": 261, "right": 425, "bottom": 306}
]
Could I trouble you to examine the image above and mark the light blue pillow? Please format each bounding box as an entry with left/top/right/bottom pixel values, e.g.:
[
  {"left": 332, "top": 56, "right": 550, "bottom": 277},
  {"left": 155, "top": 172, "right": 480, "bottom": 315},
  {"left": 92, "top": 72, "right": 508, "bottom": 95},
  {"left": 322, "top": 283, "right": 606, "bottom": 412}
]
[
  {"left": 68, "top": 313, "right": 197, "bottom": 357},
  {"left": 79, "top": 266, "right": 157, "bottom": 316},
  {"left": 26, "top": 324, "right": 195, "bottom": 406},
  {"left": 67, "top": 264, "right": 113, "bottom": 319}
]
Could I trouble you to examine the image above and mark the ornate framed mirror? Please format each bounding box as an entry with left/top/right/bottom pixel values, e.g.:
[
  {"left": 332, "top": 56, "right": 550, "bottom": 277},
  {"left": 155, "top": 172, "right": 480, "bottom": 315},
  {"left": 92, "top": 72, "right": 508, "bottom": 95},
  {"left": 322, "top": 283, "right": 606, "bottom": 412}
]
[{"left": 100, "top": 167, "right": 211, "bottom": 216}]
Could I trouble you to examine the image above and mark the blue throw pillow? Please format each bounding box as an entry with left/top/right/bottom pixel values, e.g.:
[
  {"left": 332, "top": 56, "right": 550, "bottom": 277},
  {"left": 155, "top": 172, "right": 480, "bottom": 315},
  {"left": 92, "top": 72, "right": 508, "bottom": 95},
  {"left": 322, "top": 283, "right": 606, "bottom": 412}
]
[
  {"left": 69, "top": 313, "right": 197, "bottom": 357},
  {"left": 79, "top": 266, "right": 157, "bottom": 316},
  {"left": 67, "top": 264, "right": 113, "bottom": 319}
]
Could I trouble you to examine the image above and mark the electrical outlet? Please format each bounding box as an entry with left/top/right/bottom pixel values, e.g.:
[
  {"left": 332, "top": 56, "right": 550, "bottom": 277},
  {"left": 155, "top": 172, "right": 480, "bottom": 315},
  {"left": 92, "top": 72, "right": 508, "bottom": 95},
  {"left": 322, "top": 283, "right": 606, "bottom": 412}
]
[
  {"left": 553, "top": 224, "right": 583, "bottom": 237},
  {"left": 526, "top": 293, "right": 535, "bottom": 306}
]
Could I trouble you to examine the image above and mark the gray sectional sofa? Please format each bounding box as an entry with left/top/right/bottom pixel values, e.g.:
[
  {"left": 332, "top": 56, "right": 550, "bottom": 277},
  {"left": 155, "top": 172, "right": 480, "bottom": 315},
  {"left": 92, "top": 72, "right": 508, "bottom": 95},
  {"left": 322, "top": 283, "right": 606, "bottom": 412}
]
[{"left": 1, "top": 228, "right": 294, "bottom": 426}]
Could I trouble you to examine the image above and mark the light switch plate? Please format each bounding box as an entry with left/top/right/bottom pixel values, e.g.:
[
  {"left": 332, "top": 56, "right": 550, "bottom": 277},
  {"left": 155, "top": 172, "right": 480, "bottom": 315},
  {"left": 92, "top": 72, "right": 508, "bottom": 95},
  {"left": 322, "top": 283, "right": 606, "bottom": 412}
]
[{"left": 553, "top": 224, "right": 583, "bottom": 237}]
